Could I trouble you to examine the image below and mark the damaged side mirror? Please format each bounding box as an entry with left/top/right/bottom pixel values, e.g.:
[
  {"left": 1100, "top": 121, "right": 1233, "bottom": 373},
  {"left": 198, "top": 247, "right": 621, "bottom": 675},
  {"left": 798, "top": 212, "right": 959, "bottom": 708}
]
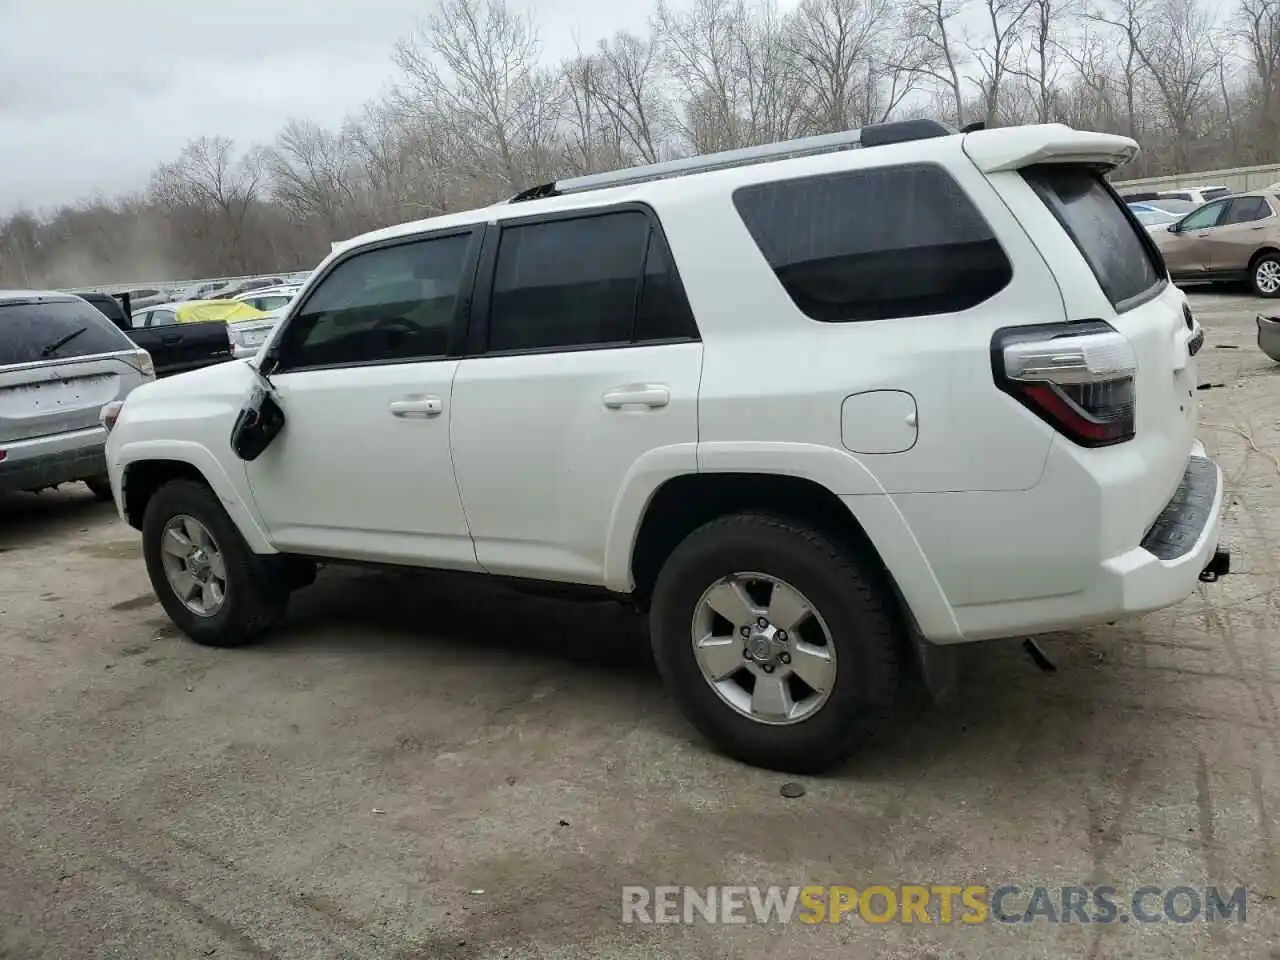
[{"left": 230, "top": 382, "right": 286, "bottom": 461}]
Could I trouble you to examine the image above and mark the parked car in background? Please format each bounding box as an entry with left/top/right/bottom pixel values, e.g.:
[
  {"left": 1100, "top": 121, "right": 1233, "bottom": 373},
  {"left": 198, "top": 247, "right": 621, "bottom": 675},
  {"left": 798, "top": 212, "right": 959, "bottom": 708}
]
[
  {"left": 1158, "top": 185, "right": 1232, "bottom": 206},
  {"left": 221, "top": 277, "right": 287, "bottom": 299},
  {"left": 125, "top": 300, "right": 261, "bottom": 377},
  {"left": 1128, "top": 197, "right": 1196, "bottom": 217},
  {"left": 1127, "top": 203, "right": 1182, "bottom": 233},
  {"left": 228, "top": 306, "right": 287, "bottom": 359},
  {"left": 1152, "top": 192, "right": 1280, "bottom": 296},
  {"left": 1259, "top": 313, "right": 1280, "bottom": 361},
  {"left": 73, "top": 291, "right": 134, "bottom": 332},
  {"left": 233, "top": 284, "right": 300, "bottom": 313},
  {"left": 0, "top": 291, "right": 154, "bottom": 500}
]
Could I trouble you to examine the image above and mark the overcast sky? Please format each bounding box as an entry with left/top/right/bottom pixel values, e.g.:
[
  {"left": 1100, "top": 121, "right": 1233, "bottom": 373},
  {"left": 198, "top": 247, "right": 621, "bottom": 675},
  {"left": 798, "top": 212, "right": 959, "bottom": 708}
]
[{"left": 0, "top": 0, "right": 662, "bottom": 216}]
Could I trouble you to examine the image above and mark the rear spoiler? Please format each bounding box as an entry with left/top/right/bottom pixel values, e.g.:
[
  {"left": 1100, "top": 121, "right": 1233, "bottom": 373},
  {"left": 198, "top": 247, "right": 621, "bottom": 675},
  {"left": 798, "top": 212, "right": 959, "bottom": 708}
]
[{"left": 962, "top": 123, "right": 1139, "bottom": 174}]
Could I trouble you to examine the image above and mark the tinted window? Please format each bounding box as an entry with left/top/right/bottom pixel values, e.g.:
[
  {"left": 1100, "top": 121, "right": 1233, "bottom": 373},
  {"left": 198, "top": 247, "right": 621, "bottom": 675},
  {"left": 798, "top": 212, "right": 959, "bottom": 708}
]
[
  {"left": 1023, "top": 166, "right": 1164, "bottom": 307},
  {"left": 732, "top": 164, "right": 1012, "bottom": 322},
  {"left": 0, "top": 298, "right": 136, "bottom": 366},
  {"left": 274, "top": 232, "right": 473, "bottom": 369},
  {"left": 636, "top": 229, "right": 698, "bottom": 341},
  {"left": 81, "top": 294, "right": 129, "bottom": 328},
  {"left": 489, "top": 212, "right": 649, "bottom": 352},
  {"left": 1224, "top": 196, "right": 1271, "bottom": 224},
  {"left": 1179, "top": 201, "right": 1227, "bottom": 231}
]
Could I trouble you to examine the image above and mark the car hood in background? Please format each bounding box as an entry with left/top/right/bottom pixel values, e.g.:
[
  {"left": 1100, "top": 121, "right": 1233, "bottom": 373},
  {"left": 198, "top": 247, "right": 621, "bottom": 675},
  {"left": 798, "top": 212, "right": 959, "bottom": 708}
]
[{"left": 175, "top": 300, "right": 269, "bottom": 324}]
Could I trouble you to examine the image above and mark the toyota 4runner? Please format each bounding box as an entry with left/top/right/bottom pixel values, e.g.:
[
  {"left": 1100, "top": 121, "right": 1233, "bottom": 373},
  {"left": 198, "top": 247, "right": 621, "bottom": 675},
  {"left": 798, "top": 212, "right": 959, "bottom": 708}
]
[{"left": 102, "top": 120, "right": 1225, "bottom": 772}]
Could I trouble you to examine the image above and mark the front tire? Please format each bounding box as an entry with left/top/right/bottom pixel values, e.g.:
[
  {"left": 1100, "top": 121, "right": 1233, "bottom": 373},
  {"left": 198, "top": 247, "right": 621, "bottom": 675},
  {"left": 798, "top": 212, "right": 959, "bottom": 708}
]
[
  {"left": 649, "top": 513, "right": 904, "bottom": 773},
  {"left": 1252, "top": 254, "right": 1280, "bottom": 298},
  {"left": 142, "top": 479, "right": 287, "bottom": 647}
]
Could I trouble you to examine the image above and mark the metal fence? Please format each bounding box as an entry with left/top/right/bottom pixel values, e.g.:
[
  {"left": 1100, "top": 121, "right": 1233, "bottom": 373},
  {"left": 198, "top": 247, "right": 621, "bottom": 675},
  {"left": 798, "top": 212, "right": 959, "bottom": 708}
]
[{"left": 1113, "top": 162, "right": 1280, "bottom": 195}]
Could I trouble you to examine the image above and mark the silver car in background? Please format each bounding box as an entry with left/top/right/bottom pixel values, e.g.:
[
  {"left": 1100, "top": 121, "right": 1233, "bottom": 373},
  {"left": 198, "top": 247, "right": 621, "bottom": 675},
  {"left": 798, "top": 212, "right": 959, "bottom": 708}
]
[
  {"left": 0, "top": 291, "right": 155, "bottom": 500},
  {"left": 228, "top": 306, "right": 288, "bottom": 359}
]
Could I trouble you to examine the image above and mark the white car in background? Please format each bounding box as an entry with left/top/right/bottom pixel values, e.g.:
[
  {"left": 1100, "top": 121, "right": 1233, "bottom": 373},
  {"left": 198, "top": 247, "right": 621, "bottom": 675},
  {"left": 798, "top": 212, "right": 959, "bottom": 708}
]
[
  {"left": 228, "top": 286, "right": 300, "bottom": 358},
  {"left": 227, "top": 306, "right": 287, "bottom": 359},
  {"left": 233, "top": 285, "right": 301, "bottom": 313}
]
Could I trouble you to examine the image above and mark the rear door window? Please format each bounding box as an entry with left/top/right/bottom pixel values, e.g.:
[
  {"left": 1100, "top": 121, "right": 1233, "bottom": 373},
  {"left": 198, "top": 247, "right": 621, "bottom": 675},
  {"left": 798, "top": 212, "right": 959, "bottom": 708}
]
[
  {"left": 1223, "top": 196, "right": 1271, "bottom": 224},
  {"left": 732, "top": 164, "right": 1012, "bottom": 322},
  {"left": 0, "top": 298, "right": 136, "bottom": 366},
  {"left": 1023, "top": 165, "right": 1165, "bottom": 309}
]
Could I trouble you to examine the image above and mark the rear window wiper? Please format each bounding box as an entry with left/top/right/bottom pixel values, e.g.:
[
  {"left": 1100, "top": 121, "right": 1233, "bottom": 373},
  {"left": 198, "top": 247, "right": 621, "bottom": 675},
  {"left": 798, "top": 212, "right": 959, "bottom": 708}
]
[{"left": 38, "top": 326, "right": 88, "bottom": 358}]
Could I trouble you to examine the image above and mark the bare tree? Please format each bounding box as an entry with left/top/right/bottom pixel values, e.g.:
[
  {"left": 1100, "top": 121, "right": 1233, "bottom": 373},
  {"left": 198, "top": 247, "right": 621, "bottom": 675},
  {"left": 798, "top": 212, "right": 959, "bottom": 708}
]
[
  {"left": 267, "top": 119, "right": 358, "bottom": 230},
  {"left": 1240, "top": 0, "right": 1280, "bottom": 160},
  {"left": 150, "top": 136, "right": 264, "bottom": 273},
  {"left": 1006, "top": 0, "right": 1069, "bottom": 122},
  {"left": 656, "top": 0, "right": 804, "bottom": 151},
  {"left": 902, "top": 0, "right": 969, "bottom": 125},
  {"left": 591, "top": 31, "right": 672, "bottom": 162},
  {"left": 967, "top": 0, "right": 1037, "bottom": 125},
  {"left": 393, "top": 0, "right": 563, "bottom": 191}
]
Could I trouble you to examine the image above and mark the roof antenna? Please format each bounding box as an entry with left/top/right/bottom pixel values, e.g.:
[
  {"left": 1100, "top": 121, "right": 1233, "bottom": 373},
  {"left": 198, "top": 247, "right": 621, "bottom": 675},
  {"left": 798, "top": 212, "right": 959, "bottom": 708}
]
[{"left": 960, "top": 121, "right": 986, "bottom": 133}]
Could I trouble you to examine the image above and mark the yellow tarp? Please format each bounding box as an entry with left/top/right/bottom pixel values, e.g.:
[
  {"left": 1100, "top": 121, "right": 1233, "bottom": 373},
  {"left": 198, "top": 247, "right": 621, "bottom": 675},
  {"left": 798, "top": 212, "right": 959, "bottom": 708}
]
[{"left": 175, "top": 300, "right": 269, "bottom": 325}]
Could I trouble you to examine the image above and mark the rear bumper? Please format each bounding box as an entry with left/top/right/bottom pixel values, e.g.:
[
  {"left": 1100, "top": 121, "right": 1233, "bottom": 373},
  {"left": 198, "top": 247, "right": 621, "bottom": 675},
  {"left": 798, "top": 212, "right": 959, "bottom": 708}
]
[
  {"left": 1258, "top": 314, "right": 1280, "bottom": 362},
  {"left": 0, "top": 427, "right": 108, "bottom": 493},
  {"left": 946, "top": 450, "right": 1225, "bottom": 641}
]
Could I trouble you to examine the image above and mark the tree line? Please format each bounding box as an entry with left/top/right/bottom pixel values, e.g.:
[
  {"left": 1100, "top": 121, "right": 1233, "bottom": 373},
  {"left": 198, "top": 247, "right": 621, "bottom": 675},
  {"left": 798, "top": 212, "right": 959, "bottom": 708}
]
[{"left": 4, "top": 0, "right": 1280, "bottom": 288}]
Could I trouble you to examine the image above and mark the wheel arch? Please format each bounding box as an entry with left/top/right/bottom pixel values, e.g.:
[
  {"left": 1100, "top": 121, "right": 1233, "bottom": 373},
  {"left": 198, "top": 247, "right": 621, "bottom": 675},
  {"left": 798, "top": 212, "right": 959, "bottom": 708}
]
[
  {"left": 117, "top": 441, "right": 276, "bottom": 554},
  {"left": 613, "top": 466, "right": 962, "bottom": 642}
]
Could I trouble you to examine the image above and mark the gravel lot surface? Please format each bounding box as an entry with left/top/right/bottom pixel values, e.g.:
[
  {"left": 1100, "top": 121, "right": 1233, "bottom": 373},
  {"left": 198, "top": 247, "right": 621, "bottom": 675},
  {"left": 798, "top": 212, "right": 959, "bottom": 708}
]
[{"left": 1, "top": 290, "right": 1278, "bottom": 959}]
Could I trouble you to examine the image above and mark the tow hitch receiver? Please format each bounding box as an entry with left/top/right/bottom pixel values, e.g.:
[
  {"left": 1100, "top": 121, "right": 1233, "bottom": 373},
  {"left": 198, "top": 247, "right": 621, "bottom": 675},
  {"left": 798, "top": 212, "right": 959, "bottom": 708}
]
[{"left": 1200, "top": 546, "right": 1231, "bottom": 583}]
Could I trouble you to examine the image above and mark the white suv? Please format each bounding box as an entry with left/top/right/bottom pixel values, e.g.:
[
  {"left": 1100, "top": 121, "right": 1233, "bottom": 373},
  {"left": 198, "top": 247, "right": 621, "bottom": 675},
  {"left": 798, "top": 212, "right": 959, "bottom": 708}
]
[{"left": 103, "top": 120, "right": 1224, "bottom": 772}]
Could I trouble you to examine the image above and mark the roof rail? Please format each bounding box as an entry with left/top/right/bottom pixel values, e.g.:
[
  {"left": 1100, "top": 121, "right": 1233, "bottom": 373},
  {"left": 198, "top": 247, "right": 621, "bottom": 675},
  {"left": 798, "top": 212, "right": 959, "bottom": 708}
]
[{"left": 508, "top": 119, "right": 953, "bottom": 203}]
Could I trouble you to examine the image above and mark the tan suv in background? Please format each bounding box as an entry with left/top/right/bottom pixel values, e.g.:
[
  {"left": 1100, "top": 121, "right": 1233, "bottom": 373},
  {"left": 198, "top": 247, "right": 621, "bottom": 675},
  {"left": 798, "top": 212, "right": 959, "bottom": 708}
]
[{"left": 1153, "top": 192, "right": 1280, "bottom": 297}]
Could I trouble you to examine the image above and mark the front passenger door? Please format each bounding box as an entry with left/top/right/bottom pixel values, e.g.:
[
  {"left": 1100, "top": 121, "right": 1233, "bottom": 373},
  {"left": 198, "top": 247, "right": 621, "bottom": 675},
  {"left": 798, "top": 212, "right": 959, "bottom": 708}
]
[
  {"left": 1161, "top": 200, "right": 1228, "bottom": 276},
  {"left": 246, "top": 228, "right": 484, "bottom": 568}
]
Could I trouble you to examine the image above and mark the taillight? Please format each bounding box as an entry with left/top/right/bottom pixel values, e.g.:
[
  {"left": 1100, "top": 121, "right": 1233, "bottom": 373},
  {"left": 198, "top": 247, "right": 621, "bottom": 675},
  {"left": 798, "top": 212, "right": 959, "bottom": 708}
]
[
  {"left": 100, "top": 401, "right": 124, "bottom": 432},
  {"left": 992, "top": 320, "right": 1137, "bottom": 447}
]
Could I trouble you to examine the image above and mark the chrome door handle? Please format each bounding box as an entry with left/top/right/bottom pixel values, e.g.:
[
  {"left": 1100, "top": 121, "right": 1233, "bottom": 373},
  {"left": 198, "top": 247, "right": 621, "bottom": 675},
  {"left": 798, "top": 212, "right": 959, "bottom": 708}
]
[
  {"left": 602, "top": 384, "right": 670, "bottom": 409},
  {"left": 389, "top": 396, "right": 442, "bottom": 418}
]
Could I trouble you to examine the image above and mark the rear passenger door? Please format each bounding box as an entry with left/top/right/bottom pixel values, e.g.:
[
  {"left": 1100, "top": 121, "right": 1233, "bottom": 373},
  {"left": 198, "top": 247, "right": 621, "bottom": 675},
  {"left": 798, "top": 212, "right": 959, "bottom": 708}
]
[
  {"left": 1202, "top": 195, "right": 1274, "bottom": 271},
  {"left": 450, "top": 207, "right": 702, "bottom": 584}
]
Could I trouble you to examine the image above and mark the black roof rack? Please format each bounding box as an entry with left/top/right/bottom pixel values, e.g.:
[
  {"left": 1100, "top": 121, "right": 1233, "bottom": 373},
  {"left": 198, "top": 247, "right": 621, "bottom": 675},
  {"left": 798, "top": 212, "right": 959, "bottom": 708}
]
[{"left": 508, "top": 119, "right": 955, "bottom": 203}]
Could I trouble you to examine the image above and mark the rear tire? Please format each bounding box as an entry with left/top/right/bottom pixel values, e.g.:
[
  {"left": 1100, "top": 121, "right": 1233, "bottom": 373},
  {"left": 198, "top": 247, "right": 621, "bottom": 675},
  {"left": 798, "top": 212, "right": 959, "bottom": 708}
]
[
  {"left": 649, "top": 513, "right": 904, "bottom": 773},
  {"left": 142, "top": 479, "right": 287, "bottom": 648},
  {"left": 83, "top": 475, "right": 114, "bottom": 502},
  {"left": 1251, "top": 253, "right": 1280, "bottom": 298}
]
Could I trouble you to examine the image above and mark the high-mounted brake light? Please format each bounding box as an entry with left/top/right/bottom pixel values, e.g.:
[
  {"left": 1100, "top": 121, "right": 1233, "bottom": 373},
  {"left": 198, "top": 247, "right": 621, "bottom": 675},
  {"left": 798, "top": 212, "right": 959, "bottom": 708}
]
[{"left": 992, "top": 320, "right": 1137, "bottom": 447}]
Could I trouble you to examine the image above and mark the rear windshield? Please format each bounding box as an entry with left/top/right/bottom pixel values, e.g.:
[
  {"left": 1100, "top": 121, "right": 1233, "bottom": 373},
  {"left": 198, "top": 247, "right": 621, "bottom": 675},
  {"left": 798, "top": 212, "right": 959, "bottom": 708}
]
[
  {"left": 0, "top": 298, "right": 136, "bottom": 366},
  {"left": 1023, "top": 166, "right": 1164, "bottom": 308}
]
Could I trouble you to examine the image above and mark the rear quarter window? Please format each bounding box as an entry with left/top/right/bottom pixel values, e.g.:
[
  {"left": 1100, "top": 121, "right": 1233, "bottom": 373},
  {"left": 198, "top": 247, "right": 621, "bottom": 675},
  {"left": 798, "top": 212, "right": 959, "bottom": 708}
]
[
  {"left": 0, "top": 298, "right": 136, "bottom": 366},
  {"left": 1022, "top": 165, "right": 1165, "bottom": 309},
  {"left": 732, "top": 163, "right": 1012, "bottom": 322}
]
